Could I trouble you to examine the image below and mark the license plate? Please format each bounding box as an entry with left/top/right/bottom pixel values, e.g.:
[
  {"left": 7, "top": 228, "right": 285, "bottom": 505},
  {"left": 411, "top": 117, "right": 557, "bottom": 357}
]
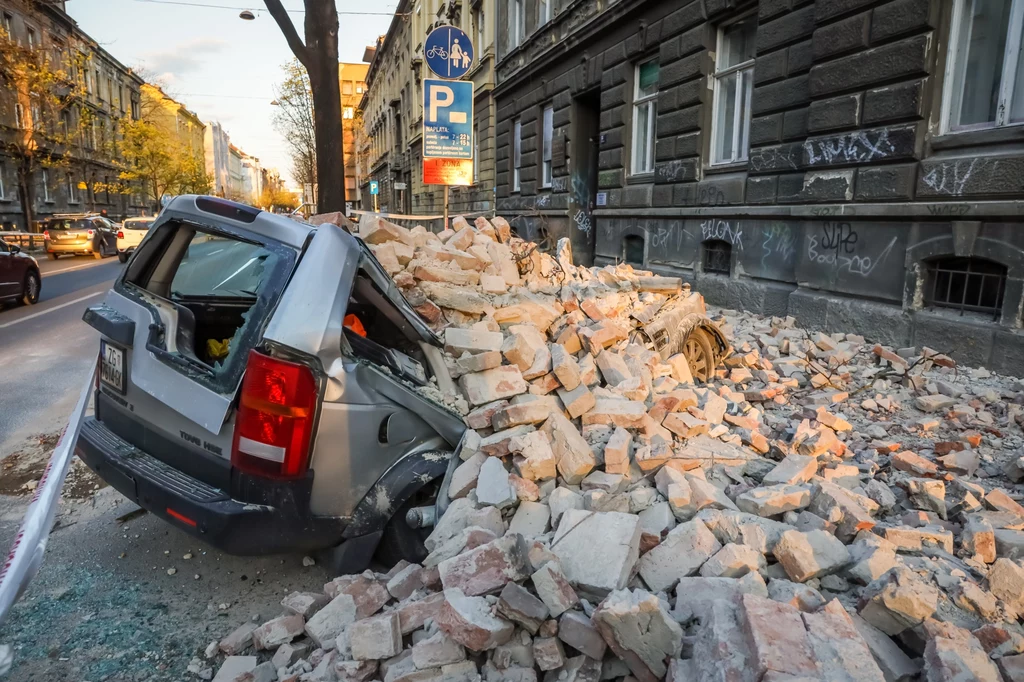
[{"left": 100, "top": 341, "right": 126, "bottom": 394}]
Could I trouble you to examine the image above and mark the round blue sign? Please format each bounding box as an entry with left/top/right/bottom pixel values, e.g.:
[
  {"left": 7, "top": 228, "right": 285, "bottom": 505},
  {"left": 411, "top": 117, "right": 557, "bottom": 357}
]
[{"left": 424, "top": 25, "right": 474, "bottom": 80}]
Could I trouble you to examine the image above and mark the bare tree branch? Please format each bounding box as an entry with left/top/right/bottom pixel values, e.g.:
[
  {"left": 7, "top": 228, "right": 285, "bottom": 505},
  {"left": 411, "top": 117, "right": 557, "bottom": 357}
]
[{"left": 263, "top": 0, "right": 309, "bottom": 68}]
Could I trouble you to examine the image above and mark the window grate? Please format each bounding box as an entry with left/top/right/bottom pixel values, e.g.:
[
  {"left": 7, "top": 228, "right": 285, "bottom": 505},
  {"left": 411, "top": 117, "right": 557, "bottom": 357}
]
[
  {"left": 925, "top": 257, "right": 1006, "bottom": 319},
  {"left": 703, "top": 239, "right": 732, "bottom": 275}
]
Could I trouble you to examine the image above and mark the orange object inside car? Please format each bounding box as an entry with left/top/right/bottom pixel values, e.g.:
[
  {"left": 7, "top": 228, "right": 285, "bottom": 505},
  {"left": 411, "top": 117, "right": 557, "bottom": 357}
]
[{"left": 344, "top": 314, "right": 367, "bottom": 337}]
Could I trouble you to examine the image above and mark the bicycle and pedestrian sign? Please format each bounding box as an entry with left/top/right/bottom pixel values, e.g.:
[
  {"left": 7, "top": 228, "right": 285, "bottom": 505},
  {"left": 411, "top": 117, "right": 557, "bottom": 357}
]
[{"left": 424, "top": 25, "right": 474, "bottom": 80}]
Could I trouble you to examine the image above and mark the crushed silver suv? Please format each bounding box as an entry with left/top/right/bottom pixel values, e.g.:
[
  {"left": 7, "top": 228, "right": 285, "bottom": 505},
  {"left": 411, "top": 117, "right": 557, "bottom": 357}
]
[{"left": 75, "top": 196, "right": 466, "bottom": 572}]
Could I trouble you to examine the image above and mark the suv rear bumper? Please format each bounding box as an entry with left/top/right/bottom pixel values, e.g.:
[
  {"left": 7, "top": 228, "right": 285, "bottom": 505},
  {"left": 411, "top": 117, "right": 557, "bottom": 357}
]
[
  {"left": 47, "top": 243, "right": 95, "bottom": 254},
  {"left": 75, "top": 417, "right": 345, "bottom": 554}
]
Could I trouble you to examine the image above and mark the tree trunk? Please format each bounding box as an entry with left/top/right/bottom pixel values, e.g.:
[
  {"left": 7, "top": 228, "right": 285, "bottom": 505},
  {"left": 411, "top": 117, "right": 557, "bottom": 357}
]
[
  {"left": 16, "top": 162, "right": 35, "bottom": 232},
  {"left": 304, "top": 0, "right": 345, "bottom": 213}
]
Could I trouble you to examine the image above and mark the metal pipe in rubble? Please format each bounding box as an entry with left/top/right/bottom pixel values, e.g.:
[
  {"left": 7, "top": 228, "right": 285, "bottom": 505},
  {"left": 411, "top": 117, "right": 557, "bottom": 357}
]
[{"left": 405, "top": 505, "right": 437, "bottom": 529}]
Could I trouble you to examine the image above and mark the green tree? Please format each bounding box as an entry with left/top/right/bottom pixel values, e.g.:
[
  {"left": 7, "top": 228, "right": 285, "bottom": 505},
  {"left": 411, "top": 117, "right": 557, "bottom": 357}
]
[{"left": 0, "top": 7, "right": 92, "bottom": 230}]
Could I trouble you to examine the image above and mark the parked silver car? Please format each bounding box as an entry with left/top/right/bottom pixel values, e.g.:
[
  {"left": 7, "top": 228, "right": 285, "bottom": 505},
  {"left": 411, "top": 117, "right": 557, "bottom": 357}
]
[{"left": 76, "top": 196, "right": 465, "bottom": 572}]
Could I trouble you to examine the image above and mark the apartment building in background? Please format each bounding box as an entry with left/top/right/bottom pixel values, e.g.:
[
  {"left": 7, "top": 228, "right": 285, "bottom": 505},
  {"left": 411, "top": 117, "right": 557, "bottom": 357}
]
[
  {"left": 340, "top": 62, "right": 368, "bottom": 209},
  {"left": 0, "top": 0, "right": 146, "bottom": 229},
  {"left": 359, "top": 0, "right": 496, "bottom": 216},
  {"left": 140, "top": 83, "right": 206, "bottom": 163},
  {"left": 490, "top": 0, "right": 1024, "bottom": 374},
  {"left": 204, "top": 120, "right": 230, "bottom": 197}
]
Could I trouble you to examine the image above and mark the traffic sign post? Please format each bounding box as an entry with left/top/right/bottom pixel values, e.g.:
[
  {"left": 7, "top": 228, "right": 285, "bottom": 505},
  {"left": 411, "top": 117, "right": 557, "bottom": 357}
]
[
  {"left": 423, "top": 78, "right": 473, "bottom": 230},
  {"left": 422, "top": 26, "right": 474, "bottom": 232},
  {"left": 369, "top": 180, "right": 379, "bottom": 213},
  {"left": 424, "top": 25, "right": 474, "bottom": 80}
]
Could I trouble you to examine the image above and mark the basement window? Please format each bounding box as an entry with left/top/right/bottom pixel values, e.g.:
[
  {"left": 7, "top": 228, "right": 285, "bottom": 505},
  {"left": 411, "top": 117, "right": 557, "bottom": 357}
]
[
  {"left": 623, "top": 235, "right": 644, "bottom": 265},
  {"left": 925, "top": 256, "right": 1007, "bottom": 318},
  {"left": 703, "top": 239, "right": 732, "bottom": 275}
]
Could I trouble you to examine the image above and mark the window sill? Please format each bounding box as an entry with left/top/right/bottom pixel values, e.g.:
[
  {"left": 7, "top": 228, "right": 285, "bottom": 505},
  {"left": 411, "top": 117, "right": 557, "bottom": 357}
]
[
  {"left": 706, "top": 160, "right": 749, "bottom": 175},
  {"left": 931, "top": 124, "right": 1024, "bottom": 151},
  {"left": 626, "top": 172, "right": 655, "bottom": 185}
]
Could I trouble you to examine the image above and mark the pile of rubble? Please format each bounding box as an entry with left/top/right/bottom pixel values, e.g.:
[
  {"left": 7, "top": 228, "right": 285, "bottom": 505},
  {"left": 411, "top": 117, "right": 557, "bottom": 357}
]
[{"left": 197, "top": 214, "right": 1024, "bottom": 682}]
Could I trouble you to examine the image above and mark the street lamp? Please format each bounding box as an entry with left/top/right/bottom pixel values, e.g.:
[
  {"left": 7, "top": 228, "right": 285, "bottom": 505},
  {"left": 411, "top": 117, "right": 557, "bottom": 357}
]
[{"left": 239, "top": 9, "right": 256, "bottom": 20}]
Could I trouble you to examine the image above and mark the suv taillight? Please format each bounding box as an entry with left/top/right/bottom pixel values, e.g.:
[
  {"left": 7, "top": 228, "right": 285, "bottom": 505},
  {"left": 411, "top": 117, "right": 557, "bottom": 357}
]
[
  {"left": 232, "top": 350, "right": 317, "bottom": 480},
  {"left": 117, "top": 230, "right": 124, "bottom": 239},
  {"left": 43, "top": 230, "right": 50, "bottom": 240},
  {"left": 87, "top": 229, "right": 94, "bottom": 237}
]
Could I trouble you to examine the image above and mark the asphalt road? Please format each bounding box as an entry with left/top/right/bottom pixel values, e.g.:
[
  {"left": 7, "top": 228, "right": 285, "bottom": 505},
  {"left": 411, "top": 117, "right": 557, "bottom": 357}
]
[
  {"left": 0, "top": 249, "right": 326, "bottom": 682},
  {"left": 0, "top": 256, "right": 122, "bottom": 455}
]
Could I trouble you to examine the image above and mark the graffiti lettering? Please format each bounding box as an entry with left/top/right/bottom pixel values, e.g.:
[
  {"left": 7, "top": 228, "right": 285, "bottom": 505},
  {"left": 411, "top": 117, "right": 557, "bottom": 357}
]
[
  {"left": 761, "top": 223, "right": 796, "bottom": 268},
  {"left": 551, "top": 176, "right": 569, "bottom": 192},
  {"left": 810, "top": 206, "right": 841, "bottom": 216},
  {"left": 701, "top": 219, "right": 743, "bottom": 251},
  {"left": 749, "top": 146, "right": 799, "bottom": 173},
  {"left": 925, "top": 203, "right": 971, "bottom": 216},
  {"left": 573, "top": 209, "right": 592, "bottom": 235},
  {"left": 807, "top": 224, "right": 897, "bottom": 278},
  {"left": 920, "top": 159, "right": 982, "bottom": 197},
  {"left": 698, "top": 186, "right": 727, "bottom": 206},
  {"left": 804, "top": 129, "right": 896, "bottom": 166},
  {"left": 536, "top": 194, "right": 550, "bottom": 208},
  {"left": 657, "top": 159, "right": 689, "bottom": 182}
]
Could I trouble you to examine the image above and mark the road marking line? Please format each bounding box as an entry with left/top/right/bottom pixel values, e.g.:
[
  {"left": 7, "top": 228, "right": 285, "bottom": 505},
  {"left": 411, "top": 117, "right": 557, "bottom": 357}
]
[
  {"left": 41, "top": 261, "right": 108, "bottom": 277},
  {"left": 0, "top": 292, "right": 104, "bottom": 329}
]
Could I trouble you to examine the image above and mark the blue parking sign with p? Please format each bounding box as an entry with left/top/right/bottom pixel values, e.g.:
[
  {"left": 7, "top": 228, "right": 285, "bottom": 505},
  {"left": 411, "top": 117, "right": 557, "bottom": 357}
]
[
  {"left": 369, "top": 180, "right": 379, "bottom": 195},
  {"left": 423, "top": 79, "right": 473, "bottom": 160}
]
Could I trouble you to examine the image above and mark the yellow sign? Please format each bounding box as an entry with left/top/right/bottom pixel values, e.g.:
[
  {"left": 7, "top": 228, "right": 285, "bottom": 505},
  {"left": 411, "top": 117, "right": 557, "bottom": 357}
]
[{"left": 423, "top": 158, "right": 473, "bottom": 186}]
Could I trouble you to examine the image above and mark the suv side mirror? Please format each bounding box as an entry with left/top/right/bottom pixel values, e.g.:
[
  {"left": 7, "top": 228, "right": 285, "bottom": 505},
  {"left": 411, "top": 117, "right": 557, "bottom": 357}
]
[{"left": 9, "top": 244, "right": 21, "bottom": 254}]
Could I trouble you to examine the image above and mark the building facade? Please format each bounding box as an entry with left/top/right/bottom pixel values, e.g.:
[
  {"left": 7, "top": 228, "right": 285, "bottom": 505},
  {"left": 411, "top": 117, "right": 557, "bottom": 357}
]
[
  {"left": 491, "top": 0, "right": 1024, "bottom": 374},
  {"left": 340, "top": 62, "right": 369, "bottom": 208},
  {"left": 204, "top": 120, "right": 230, "bottom": 197},
  {"left": 0, "top": 0, "right": 146, "bottom": 230},
  {"left": 140, "top": 83, "right": 206, "bottom": 162},
  {"left": 360, "top": 0, "right": 497, "bottom": 217}
]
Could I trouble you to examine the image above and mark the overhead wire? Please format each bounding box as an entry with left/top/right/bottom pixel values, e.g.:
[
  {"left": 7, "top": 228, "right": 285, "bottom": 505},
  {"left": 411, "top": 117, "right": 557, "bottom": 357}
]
[{"left": 132, "top": 0, "right": 399, "bottom": 16}]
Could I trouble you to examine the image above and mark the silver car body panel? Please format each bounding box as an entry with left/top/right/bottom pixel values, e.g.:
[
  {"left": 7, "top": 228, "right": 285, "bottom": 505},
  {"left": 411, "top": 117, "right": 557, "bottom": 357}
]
[
  {"left": 98, "top": 288, "right": 235, "bottom": 440},
  {"left": 264, "top": 223, "right": 463, "bottom": 516},
  {"left": 163, "top": 195, "right": 313, "bottom": 250}
]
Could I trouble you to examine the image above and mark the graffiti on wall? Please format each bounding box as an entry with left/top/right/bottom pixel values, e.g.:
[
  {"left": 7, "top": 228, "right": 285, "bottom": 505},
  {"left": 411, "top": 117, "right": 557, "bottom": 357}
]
[
  {"left": 807, "top": 222, "right": 897, "bottom": 278},
  {"left": 920, "top": 158, "right": 985, "bottom": 197},
  {"left": 803, "top": 129, "right": 897, "bottom": 166},
  {"left": 701, "top": 219, "right": 743, "bottom": 250},
  {"left": 749, "top": 145, "right": 800, "bottom": 173},
  {"left": 761, "top": 222, "right": 796, "bottom": 269},
  {"left": 656, "top": 159, "right": 689, "bottom": 183}
]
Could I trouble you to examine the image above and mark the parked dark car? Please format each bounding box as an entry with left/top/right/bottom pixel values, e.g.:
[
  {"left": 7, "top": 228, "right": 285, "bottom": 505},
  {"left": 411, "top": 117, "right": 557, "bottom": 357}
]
[
  {"left": 43, "top": 215, "right": 119, "bottom": 259},
  {"left": 0, "top": 238, "right": 41, "bottom": 306}
]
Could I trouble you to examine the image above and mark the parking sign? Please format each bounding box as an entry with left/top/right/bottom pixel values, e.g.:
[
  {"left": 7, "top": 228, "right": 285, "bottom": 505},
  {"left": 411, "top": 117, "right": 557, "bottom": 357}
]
[
  {"left": 423, "top": 79, "right": 473, "bottom": 160},
  {"left": 369, "top": 180, "right": 379, "bottom": 195}
]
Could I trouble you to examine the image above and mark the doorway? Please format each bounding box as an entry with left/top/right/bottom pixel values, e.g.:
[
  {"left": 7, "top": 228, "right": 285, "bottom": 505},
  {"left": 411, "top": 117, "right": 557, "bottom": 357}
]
[{"left": 568, "top": 89, "right": 600, "bottom": 266}]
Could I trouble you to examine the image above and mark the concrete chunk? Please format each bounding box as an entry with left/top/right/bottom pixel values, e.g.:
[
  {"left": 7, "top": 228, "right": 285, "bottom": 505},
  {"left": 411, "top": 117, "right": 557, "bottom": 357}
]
[
  {"left": 639, "top": 518, "right": 721, "bottom": 592},
  {"left": 550, "top": 510, "right": 641, "bottom": 595},
  {"left": 436, "top": 588, "right": 515, "bottom": 652},
  {"left": 772, "top": 529, "right": 850, "bottom": 583},
  {"left": 593, "top": 589, "right": 683, "bottom": 682},
  {"left": 350, "top": 612, "right": 402, "bottom": 661}
]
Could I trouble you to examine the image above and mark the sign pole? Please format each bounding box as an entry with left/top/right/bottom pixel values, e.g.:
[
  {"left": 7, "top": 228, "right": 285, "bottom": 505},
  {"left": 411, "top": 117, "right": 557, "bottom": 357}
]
[
  {"left": 443, "top": 185, "right": 449, "bottom": 232},
  {"left": 374, "top": 193, "right": 378, "bottom": 213}
]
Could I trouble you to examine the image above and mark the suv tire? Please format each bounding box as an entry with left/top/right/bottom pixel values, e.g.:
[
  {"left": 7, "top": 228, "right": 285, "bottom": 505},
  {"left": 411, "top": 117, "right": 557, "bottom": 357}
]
[{"left": 118, "top": 252, "right": 129, "bottom": 263}]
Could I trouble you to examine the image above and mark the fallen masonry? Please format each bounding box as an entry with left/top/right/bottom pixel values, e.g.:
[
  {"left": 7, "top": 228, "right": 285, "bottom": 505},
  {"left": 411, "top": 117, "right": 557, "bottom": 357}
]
[{"left": 200, "top": 214, "right": 1024, "bottom": 682}]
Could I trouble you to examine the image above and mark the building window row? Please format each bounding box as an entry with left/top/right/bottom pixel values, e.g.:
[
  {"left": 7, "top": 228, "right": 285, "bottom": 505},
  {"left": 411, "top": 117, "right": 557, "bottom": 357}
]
[{"left": 512, "top": 117, "right": 522, "bottom": 192}]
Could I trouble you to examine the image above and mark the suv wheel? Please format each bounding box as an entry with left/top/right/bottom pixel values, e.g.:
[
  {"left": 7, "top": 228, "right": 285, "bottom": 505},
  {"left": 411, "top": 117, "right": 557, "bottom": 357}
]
[
  {"left": 118, "top": 252, "right": 128, "bottom": 263},
  {"left": 21, "top": 271, "right": 40, "bottom": 305},
  {"left": 48, "top": 253, "right": 58, "bottom": 260},
  {"left": 374, "top": 483, "right": 439, "bottom": 566},
  {"left": 683, "top": 328, "right": 716, "bottom": 383}
]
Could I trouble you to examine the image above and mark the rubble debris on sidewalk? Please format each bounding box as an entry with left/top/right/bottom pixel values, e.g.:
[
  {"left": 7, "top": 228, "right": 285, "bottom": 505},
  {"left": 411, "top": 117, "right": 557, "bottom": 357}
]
[{"left": 199, "top": 214, "right": 1024, "bottom": 682}]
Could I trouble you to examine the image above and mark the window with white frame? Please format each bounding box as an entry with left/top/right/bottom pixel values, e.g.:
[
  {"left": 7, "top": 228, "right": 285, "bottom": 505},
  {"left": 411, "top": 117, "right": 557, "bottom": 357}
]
[
  {"left": 711, "top": 15, "right": 757, "bottom": 165},
  {"left": 631, "top": 60, "right": 659, "bottom": 175},
  {"left": 67, "top": 174, "right": 78, "bottom": 203},
  {"left": 343, "top": 107, "right": 354, "bottom": 119},
  {"left": 0, "top": 163, "right": 5, "bottom": 200},
  {"left": 539, "top": 0, "right": 551, "bottom": 27},
  {"left": 474, "top": 7, "right": 485, "bottom": 52},
  {"left": 13, "top": 103, "right": 24, "bottom": 129},
  {"left": 30, "top": 99, "right": 41, "bottom": 129},
  {"left": 943, "top": 0, "right": 1023, "bottom": 132},
  {"left": 512, "top": 117, "right": 522, "bottom": 192},
  {"left": 1, "top": 13, "right": 12, "bottom": 39},
  {"left": 510, "top": 0, "right": 524, "bottom": 49},
  {"left": 541, "top": 105, "right": 553, "bottom": 187},
  {"left": 26, "top": 26, "right": 35, "bottom": 49},
  {"left": 41, "top": 169, "right": 51, "bottom": 202}
]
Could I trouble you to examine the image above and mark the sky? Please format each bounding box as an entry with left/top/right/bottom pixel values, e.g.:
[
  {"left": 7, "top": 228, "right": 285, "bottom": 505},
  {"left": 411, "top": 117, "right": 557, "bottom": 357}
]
[{"left": 66, "top": 0, "right": 399, "bottom": 188}]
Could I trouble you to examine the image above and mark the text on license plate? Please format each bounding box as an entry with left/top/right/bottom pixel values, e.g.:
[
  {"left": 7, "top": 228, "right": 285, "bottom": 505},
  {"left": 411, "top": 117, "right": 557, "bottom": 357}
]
[{"left": 100, "top": 342, "right": 125, "bottom": 393}]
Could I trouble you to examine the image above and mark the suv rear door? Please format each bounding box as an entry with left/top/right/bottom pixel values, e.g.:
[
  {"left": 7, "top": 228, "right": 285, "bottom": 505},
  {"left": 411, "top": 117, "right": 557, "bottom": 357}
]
[{"left": 86, "top": 208, "right": 303, "bottom": 489}]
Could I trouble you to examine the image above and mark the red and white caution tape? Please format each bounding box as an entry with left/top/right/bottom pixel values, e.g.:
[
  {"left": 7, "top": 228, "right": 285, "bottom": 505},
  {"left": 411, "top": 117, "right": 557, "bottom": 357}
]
[{"left": 0, "top": 367, "right": 96, "bottom": 645}]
